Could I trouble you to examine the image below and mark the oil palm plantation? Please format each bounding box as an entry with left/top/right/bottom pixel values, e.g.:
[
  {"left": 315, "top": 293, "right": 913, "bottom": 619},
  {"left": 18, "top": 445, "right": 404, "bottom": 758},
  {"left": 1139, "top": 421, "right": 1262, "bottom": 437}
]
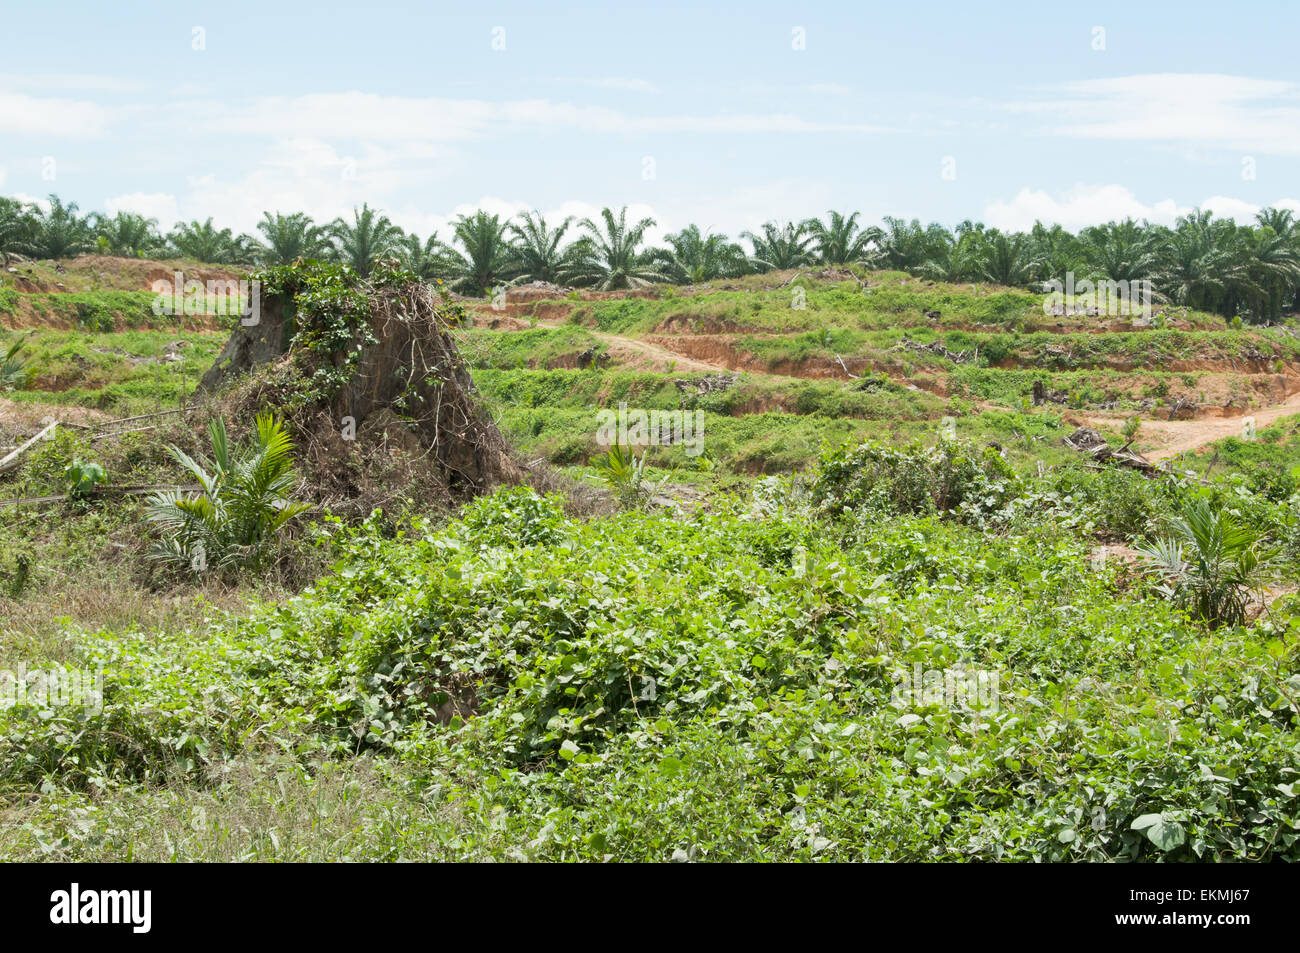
[
  {"left": 805, "top": 210, "right": 881, "bottom": 265},
  {"left": 94, "top": 211, "right": 163, "bottom": 258},
  {"left": 328, "top": 204, "right": 404, "bottom": 278},
  {"left": 742, "top": 220, "right": 817, "bottom": 271},
  {"left": 255, "top": 211, "right": 330, "bottom": 265},
  {"left": 508, "top": 211, "right": 577, "bottom": 284},
  {"left": 441, "top": 210, "right": 517, "bottom": 295},
  {"left": 568, "top": 206, "right": 667, "bottom": 290},
  {"left": 654, "top": 225, "right": 749, "bottom": 283},
  {"left": 33, "top": 195, "right": 96, "bottom": 260}
]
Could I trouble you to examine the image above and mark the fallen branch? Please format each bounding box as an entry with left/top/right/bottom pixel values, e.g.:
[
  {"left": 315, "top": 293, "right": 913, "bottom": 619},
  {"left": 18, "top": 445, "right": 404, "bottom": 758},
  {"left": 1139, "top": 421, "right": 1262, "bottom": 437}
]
[
  {"left": 0, "top": 483, "right": 202, "bottom": 508},
  {"left": 1063, "top": 426, "right": 1156, "bottom": 473},
  {"left": 0, "top": 421, "right": 57, "bottom": 474}
]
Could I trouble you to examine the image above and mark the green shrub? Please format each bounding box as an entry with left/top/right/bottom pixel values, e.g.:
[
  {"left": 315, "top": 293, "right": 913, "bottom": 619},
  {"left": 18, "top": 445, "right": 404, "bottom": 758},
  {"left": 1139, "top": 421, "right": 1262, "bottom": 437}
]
[
  {"left": 460, "top": 485, "right": 567, "bottom": 548},
  {"left": 63, "top": 459, "right": 107, "bottom": 498},
  {"left": 812, "top": 438, "right": 1018, "bottom": 525}
]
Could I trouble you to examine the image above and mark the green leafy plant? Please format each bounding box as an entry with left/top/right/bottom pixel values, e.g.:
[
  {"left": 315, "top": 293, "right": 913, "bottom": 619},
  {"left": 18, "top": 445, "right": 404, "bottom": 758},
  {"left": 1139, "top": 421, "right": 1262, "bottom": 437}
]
[
  {"left": 63, "top": 459, "right": 107, "bottom": 499},
  {"left": 1135, "top": 499, "right": 1279, "bottom": 628},
  {"left": 146, "top": 413, "right": 310, "bottom": 573},
  {"left": 460, "top": 485, "right": 566, "bottom": 547},
  {"left": 590, "top": 443, "right": 668, "bottom": 509},
  {"left": 1121, "top": 415, "right": 1141, "bottom": 444},
  {"left": 1, "top": 333, "right": 28, "bottom": 390}
]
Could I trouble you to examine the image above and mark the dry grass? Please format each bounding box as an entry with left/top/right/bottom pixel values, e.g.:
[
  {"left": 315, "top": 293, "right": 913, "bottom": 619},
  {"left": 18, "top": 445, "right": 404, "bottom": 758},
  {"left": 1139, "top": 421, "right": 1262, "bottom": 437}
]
[{"left": 0, "top": 753, "right": 493, "bottom": 862}]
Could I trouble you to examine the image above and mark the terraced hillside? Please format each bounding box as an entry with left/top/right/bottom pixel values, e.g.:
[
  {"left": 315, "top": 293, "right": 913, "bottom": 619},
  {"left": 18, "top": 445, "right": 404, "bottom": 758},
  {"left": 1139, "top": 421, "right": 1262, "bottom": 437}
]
[
  {"left": 5, "top": 261, "right": 1299, "bottom": 484},
  {"left": 452, "top": 269, "right": 1300, "bottom": 482},
  {"left": 3, "top": 257, "right": 1300, "bottom": 863}
]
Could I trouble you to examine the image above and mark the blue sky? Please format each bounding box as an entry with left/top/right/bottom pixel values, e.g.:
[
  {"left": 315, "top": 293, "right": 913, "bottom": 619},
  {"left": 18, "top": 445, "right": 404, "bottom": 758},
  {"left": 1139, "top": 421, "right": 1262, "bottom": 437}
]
[{"left": 2, "top": 0, "right": 1297, "bottom": 242}]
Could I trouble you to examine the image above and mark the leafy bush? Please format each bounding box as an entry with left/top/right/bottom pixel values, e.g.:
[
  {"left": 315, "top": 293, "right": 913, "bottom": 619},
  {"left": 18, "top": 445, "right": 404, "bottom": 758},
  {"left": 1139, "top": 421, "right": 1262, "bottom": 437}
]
[
  {"left": 63, "top": 459, "right": 107, "bottom": 499},
  {"left": 460, "top": 485, "right": 567, "bottom": 548},
  {"left": 812, "top": 438, "right": 1018, "bottom": 526},
  {"left": 1037, "top": 465, "right": 1169, "bottom": 540},
  {"left": 4, "top": 495, "right": 1298, "bottom": 861}
]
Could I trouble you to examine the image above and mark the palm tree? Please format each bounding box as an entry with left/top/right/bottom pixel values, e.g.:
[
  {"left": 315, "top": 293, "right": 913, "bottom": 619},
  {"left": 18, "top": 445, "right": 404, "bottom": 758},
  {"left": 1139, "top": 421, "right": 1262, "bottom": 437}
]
[
  {"left": 1255, "top": 208, "right": 1300, "bottom": 315},
  {"left": 94, "top": 211, "right": 162, "bottom": 258},
  {"left": 1028, "top": 222, "right": 1084, "bottom": 283},
  {"left": 440, "top": 210, "right": 516, "bottom": 294},
  {"left": 568, "top": 206, "right": 667, "bottom": 290},
  {"left": 1, "top": 334, "right": 29, "bottom": 391},
  {"left": 977, "top": 231, "right": 1041, "bottom": 287},
  {"left": 168, "top": 218, "right": 252, "bottom": 264},
  {"left": 742, "top": 220, "right": 817, "bottom": 271},
  {"left": 868, "top": 217, "right": 942, "bottom": 272},
  {"left": 328, "top": 204, "right": 404, "bottom": 278},
  {"left": 254, "top": 211, "right": 330, "bottom": 265},
  {"left": 654, "top": 225, "right": 749, "bottom": 283},
  {"left": 1161, "top": 224, "right": 1225, "bottom": 312},
  {"left": 919, "top": 231, "right": 979, "bottom": 283},
  {"left": 508, "top": 211, "right": 577, "bottom": 284},
  {"left": 805, "top": 210, "right": 880, "bottom": 265},
  {"left": 398, "top": 232, "right": 449, "bottom": 281},
  {"left": 1241, "top": 224, "right": 1300, "bottom": 322},
  {"left": 0, "top": 198, "right": 37, "bottom": 267},
  {"left": 1135, "top": 499, "right": 1278, "bottom": 629},
  {"left": 1080, "top": 219, "right": 1163, "bottom": 285},
  {"left": 147, "top": 414, "right": 310, "bottom": 573},
  {"left": 1256, "top": 207, "right": 1297, "bottom": 240},
  {"left": 32, "top": 195, "right": 95, "bottom": 260}
]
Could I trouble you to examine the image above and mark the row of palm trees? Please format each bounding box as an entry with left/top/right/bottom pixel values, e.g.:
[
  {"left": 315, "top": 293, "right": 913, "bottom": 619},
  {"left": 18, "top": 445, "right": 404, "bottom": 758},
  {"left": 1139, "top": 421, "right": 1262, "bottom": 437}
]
[{"left": 3, "top": 195, "right": 1299, "bottom": 321}]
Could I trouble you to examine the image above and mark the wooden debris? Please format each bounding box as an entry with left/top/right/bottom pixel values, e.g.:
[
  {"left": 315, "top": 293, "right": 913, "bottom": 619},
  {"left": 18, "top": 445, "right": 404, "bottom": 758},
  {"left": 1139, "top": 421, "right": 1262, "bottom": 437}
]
[
  {"left": 0, "top": 421, "right": 57, "bottom": 474},
  {"left": 1063, "top": 427, "right": 1156, "bottom": 473},
  {"left": 673, "top": 373, "right": 737, "bottom": 396},
  {"left": 894, "top": 336, "right": 975, "bottom": 364}
]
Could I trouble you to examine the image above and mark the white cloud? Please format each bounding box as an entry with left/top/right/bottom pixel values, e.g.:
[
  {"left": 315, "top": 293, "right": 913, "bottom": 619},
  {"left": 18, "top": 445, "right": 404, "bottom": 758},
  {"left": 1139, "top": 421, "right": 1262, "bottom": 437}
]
[
  {"left": 805, "top": 83, "right": 851, "bottom": 96},
  {"left": 0, "top": 73, "right": 145, "bottom": 93},
  {"left": 0, "top": 91, "right": 113, "bottom": 137},
  {"left": 104, "top": 192, "right": 180, "bottom": 226},
  {"left": 985, "top": 184, "right": 1300, "bottom": 231},
  {"left": 1199, "top": 195, "right": 1264, "bottom": 222},
  {"left": 205, "top": 92, "right": 885, "bottom": 142},
  {"left": 1006, "top": 73, "right": 1300, "bottom": 156},
  {"left": 551, "top": 77, "right": 659, "bottom": 93},
  {"left": 985, "top": 185, "right": 1184, "bottom": 231},
  {"left": 156, "top": 138, "right": 449, "bottom": 233},
  {"left": 10, "top": 193, "right": 50, "bottom": 212}
]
